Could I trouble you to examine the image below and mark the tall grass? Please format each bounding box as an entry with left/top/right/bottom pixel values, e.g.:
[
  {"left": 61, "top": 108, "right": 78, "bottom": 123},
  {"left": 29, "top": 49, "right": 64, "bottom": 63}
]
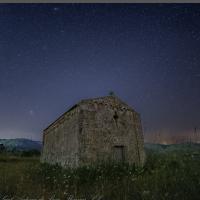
[{"left": 0, "top": 148, "right": 200, "bottom": 200}]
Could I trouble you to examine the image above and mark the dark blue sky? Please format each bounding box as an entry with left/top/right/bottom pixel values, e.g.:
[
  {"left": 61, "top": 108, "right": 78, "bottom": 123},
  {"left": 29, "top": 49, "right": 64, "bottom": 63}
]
[{"left": 0, "top": 4, "right": 200, "bottom": 140}]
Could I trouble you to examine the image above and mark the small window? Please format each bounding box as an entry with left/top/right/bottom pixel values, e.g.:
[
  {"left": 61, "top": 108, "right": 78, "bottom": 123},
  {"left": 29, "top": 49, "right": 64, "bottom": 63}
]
[
  {"left": 113, "top": 112, "right": 118, "bottom": 120},
  {"left": 113, "top": 112, "right": 119, "bottom": 127}
]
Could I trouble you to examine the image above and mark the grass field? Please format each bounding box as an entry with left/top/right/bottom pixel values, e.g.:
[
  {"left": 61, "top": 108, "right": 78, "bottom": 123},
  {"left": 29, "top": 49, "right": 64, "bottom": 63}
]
[{"left": 0, "top": 145, "right": 200, "bottom": 200}]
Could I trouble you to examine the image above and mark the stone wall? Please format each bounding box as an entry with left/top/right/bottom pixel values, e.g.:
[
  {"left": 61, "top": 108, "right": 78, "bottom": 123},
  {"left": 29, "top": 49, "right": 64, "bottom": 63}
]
[
  {"left": 77, "top": 97, "right": 145, "bottom": 166},
  {"left": 41, "top": 107, "right": 80, "bottom": 167}
]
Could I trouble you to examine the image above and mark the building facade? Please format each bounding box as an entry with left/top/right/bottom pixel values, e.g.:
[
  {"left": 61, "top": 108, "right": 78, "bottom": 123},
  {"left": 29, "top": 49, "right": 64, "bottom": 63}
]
[{"left": 41, "top": 96, "right": 145, "bottom": 167}]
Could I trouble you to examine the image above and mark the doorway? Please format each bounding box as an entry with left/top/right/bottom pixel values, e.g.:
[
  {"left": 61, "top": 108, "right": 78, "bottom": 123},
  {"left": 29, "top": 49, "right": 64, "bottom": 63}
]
[{"left": 113, "top": 145, "right": 125, "bottom": 162}]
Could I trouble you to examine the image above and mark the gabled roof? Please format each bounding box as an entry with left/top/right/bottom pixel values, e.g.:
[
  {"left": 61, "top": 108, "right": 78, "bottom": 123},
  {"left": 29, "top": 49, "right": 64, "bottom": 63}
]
[
  {"left": 44, "top": 95, "right": 137, "bottom": 132},
  {"left": 77, "top": 95, "right": 136, "bottom": 111}
]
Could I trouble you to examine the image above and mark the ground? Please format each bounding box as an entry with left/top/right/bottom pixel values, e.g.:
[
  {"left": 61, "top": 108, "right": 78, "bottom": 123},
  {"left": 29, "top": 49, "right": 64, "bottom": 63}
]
[{"left": 0, "top": 144, "right": 200, "bottom": 200}]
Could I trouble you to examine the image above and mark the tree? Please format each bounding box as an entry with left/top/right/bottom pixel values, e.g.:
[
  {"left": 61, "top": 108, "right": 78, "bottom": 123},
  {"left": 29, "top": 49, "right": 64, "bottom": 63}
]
[{"left": 0, "top": 144, "right": 6, "bottom": 152}]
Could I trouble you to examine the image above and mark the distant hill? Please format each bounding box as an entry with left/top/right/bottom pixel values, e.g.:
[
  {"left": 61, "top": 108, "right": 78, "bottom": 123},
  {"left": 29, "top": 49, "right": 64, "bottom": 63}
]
[
  {"left": 0, "top": 139, "right": 199, "bottom": 153},
  {"left": 144, "top": 143, "right": 169, "bottom": 152},
  {"left": 0, "top": 138, "right": 42, "bottom": 151},
  {"left": 144, "top": 142, "right": 200, "bottom": 153}
]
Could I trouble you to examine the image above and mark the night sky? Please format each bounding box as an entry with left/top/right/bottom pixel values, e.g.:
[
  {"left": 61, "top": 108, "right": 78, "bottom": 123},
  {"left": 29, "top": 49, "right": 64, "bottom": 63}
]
[{"left": 0, "top": 4, "right": 200, "bottom": 141}]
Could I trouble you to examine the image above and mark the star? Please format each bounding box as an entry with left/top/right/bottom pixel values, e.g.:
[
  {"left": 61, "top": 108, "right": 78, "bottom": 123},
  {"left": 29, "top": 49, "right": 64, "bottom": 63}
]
[
  {"left": 29, "top": 110, "right": 35, "bottom": 116},
  {"left": 195, "top": 74, "right": 200, "bottom": 77},
  {"left": 53, "top": 7, "right": 59, "bottom": 12},
  {"left": 42, "top": 45, "right": 47, "bottom": 51}
]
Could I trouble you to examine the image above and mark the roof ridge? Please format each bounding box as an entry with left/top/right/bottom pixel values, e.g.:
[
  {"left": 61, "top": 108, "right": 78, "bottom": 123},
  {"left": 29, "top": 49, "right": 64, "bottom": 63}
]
[{"left": 44, "top": 95, "right": 137, "bottom": 132}]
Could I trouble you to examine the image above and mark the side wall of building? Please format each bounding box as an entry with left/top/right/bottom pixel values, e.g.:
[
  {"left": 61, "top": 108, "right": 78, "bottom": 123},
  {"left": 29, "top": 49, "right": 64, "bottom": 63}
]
[
  {"left": 78, "top": 101, "right": 145, "bottom": 166},
  {"left": 132, "top": 113, "right": 146, "bottom": 166},
  {"left": 41, "top": 107, "right": 80, "bottom": 167}
]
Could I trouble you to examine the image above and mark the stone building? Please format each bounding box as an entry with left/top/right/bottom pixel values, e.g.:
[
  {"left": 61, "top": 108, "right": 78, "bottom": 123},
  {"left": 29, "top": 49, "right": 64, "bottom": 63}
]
[{"left": 41, "top": 96, "right": 145, "bottom": 167}]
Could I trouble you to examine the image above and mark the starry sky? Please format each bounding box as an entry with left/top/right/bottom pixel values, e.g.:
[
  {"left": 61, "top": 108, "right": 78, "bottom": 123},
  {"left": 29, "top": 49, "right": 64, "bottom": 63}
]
[{"left": 0, "top": 4, "right": 200, "bottom": 141}]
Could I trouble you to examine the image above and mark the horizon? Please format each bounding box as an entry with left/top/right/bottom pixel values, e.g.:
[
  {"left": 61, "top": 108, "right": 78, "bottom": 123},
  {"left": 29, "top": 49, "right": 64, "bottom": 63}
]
[{"left": 1, "top": 131, "right": 200, "bottom": 145}]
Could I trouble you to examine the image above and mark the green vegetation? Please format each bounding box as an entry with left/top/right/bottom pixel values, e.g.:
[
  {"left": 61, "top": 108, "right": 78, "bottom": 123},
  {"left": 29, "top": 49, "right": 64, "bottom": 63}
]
[{"left": 0, "top": 146, "right": 200, "bottom": 200}]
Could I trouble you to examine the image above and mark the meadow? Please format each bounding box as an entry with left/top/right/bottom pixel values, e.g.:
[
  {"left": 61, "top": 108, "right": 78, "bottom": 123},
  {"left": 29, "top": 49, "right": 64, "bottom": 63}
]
[{"left": 0, "top": 144, "right": 200, "bottom": 200}]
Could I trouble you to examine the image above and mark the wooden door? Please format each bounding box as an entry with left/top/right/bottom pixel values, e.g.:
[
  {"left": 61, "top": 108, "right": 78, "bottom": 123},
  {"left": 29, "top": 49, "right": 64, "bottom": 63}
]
[{"left": 113, "top": 146, "right": 125, "bottom": 162}]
